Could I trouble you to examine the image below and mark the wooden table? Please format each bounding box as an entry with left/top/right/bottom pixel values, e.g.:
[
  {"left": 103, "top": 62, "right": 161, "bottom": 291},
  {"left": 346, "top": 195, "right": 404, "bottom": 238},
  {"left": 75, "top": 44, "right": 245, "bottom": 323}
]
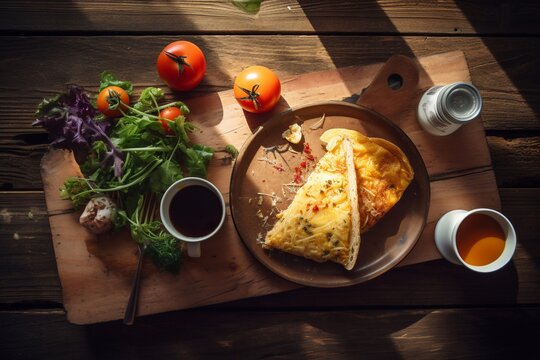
[{"left": 1, "top": 1, "right": 539, "bottom": 358}]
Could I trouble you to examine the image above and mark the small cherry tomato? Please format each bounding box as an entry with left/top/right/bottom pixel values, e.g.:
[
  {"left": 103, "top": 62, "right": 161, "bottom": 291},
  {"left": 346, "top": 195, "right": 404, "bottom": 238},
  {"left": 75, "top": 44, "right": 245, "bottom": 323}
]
[
  {"left": 96, "top": 86, "right": 129, "bottom": 117},
  {"left": 233, "top": 65, "right": 281, "bottom": 113},
  {"left": 157, "top": 41, "right": 206, "bottom": 91},
  {"left": 158, "top": 106, "right": 183, "bottom": 134}
]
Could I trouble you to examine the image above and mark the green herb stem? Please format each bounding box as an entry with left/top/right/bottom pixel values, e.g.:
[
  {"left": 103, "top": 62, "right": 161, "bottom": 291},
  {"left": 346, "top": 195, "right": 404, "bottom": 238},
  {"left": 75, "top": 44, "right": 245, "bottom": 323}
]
[
  {"left": 74, "top": 159, "right": 163, "bottom": 199},
  {"left": 150, "top": 101, "right": 189, "bottom": 114},
  {"left": 120, "top": 147, "right": 170, "bottom": 152},
  {"left": 121, "top": 100, "right": 188, "bottom": 121}
]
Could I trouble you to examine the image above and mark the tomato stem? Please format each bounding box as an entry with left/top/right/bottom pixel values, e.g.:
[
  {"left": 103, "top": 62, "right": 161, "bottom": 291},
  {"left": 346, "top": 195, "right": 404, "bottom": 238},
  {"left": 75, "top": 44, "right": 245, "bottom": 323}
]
[
  {"left": 236, "top": 84, "right": 262, "bottom": 111},
  {"left": 106, "top": 89, "right": 122, "bottom": 110},
  {"left": 165, "top": 51, "right": 192, "bottom": 79}
]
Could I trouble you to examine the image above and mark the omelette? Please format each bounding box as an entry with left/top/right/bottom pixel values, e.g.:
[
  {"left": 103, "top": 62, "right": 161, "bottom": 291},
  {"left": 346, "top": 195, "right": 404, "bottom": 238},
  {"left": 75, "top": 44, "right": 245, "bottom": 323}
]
[
  {"left": 320, "top": 129, "right": 414, "bottom": 233},
  {"left": 263, "top": 127, "right": 413, "bottom": 270},
  {"left": 264, "top": 136, "right": 361, "bottom": 270}
]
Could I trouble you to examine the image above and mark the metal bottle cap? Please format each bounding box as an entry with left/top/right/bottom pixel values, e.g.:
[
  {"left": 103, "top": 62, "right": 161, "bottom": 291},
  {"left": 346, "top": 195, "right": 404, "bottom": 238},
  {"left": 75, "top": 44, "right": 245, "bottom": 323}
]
[{"left": 439, "top": 83, "right": 483, "bottom": 124}]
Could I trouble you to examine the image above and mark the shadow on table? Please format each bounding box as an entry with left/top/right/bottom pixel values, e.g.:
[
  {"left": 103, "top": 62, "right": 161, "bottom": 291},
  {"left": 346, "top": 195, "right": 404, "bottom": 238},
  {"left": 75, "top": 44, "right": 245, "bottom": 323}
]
[
  {"left": 84, "top": 309, "right": 425, "bottom": 358},
  {"left": 296, "top": 0, "right": 416, "bottom": 79},
  {"left": 453, "top": 0, "right": 540, "bottom": 122},
  {"left": 294, "top": 0, "right": 540, "bottom": 276},
  {"left": 81, "top": 260, "right": 520, "bottom": 358},
  {"left": 452, "top": 0, "right": 540, "bottom": 267},
  {"left": 294, "top": 0, "right": 540, "bottom": 125}
]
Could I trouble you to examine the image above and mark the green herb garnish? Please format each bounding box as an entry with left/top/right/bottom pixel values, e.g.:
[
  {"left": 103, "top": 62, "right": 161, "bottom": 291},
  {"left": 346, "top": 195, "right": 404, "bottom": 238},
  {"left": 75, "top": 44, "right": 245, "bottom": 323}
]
[{"left": 54, "top": 72, "right": 216, "bottom": 273}]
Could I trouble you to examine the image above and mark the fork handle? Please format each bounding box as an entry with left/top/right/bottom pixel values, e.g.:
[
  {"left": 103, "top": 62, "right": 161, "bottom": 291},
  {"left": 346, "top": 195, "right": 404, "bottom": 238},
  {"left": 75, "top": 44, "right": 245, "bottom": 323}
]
[{"left": 123, "top": 245, "right": 146, "bottom": 325}]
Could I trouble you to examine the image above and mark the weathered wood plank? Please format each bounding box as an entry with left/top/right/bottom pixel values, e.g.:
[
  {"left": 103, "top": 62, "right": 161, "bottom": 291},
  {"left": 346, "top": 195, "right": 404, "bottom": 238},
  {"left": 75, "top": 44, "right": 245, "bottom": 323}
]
[
  {"left": 1, "top": 35, "right": 538, "bottom": 134},
  {"left": 2, "top": 135, "right": 538, "bottom": 190},
  {"left": 0, "top": 192, "right": 62, "bottom": 304},
  {"left": 1, "top": 35, "right": 539, "bottom": 190},
  {"left": 1, "top": 308, "right": 539, "bottom": 359},
  {"left": 223, "top": 187, "right": 540, "bottom": 308},
  {"left": 1, "top": 189, "right": 538, "bottom": 307},
  {"left": 488, "top": 136, "right": 540, "bottom": 187},
  {"left": 0, "top": 0, "right": 537, "bottom": 355},
  {"left": 0, "top": 0, "right": 539, "bottom": 35},
  {"left": 0, "top": 143, "right": 48, "bottom": 189}
]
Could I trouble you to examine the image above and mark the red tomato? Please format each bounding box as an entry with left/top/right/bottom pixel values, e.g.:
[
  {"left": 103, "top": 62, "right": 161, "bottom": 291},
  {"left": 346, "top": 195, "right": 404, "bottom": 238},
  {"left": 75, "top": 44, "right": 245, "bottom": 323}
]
[
  {"left": 96, "top": 86, "right": 129, "bottom": 117},
  {"left": 158, "top": 106, "right": 183, "bottom": 134},
  {"left": 157, "top": 41, "right": 206, "bottom": 91},
  {"left": 233, "top": 65, "right": 281, "bottom": 113}
]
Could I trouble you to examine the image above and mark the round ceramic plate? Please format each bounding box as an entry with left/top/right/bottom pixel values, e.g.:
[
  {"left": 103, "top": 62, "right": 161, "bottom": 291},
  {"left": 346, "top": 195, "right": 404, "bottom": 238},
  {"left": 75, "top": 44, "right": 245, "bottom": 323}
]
[{"left": 230, "top": 101, "right": 430, "bottom": 287}]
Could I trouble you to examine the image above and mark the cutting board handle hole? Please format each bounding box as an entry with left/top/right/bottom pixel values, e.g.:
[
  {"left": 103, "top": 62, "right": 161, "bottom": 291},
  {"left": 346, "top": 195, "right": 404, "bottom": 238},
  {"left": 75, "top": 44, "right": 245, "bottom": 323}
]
[{"left": 387, "top": 73, "right": 403, "bottom": 90}]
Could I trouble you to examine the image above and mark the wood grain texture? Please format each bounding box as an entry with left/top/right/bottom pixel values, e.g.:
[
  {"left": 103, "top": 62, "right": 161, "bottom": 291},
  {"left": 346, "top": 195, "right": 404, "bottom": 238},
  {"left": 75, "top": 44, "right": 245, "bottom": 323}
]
[
  {"left": 36, "top": 52, "right": 508, "bottom": 323},
  {"left": 1, "top": 308, "right": 539, "bottom": 359},
  {"left": 488, "top": 135, "right": 540, "bottom": 187},
  {"left": 1, "top": 35, "right": 539, "bottom": 190},
  {"left": 1, "top": 0, "right": 539, "bottom": 35},
  {"left": 2, "top": 135, "right": 539, "bottom": 190},
  {"left": 0, "top": 0, "right": 538, "bottom": 356},
  {"left": 1, "top": 188, "right": 538, "bottom": 308},
  {"left": 0, "top": 191, "right": 62, "bottom": 303},
  {"left": 0, "top": 35, "right": 538, "bottom": 133}
]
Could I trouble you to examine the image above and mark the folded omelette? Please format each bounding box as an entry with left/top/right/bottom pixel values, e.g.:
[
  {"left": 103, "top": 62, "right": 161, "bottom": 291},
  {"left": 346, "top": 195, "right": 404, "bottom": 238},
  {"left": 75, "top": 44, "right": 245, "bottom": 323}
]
[
  {"left": 320, "top": 129, "right": 414, "bottom": 233},
  {"left": 264, "top": 128, "right": 413, "bottom": 270}
]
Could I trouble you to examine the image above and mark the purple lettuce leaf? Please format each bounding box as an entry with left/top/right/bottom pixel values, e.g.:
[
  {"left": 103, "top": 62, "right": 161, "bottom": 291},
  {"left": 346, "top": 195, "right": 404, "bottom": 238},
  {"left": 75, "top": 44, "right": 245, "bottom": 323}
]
[{"left": 33, "top": 85, "right": 124, "bottom": 177}]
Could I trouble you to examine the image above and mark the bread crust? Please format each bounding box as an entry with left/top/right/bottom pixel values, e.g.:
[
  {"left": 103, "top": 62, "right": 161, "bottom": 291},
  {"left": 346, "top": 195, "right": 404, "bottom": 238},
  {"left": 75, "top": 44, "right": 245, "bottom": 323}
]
[{"left": 343, "top": 138, "right": 361, "bottom": 270}]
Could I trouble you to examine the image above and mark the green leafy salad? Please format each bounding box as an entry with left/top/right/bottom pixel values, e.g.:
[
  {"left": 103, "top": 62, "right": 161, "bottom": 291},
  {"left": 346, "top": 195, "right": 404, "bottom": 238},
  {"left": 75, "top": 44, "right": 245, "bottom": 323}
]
[{"left": 33, "top": 72, "right": 218, "bottom": 273}]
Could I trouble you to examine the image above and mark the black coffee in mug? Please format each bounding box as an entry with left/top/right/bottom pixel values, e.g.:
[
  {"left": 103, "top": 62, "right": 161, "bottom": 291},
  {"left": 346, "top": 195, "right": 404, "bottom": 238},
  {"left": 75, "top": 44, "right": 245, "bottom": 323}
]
[{"left": 169, "top": 185, "right": 223, "bottom": 238}]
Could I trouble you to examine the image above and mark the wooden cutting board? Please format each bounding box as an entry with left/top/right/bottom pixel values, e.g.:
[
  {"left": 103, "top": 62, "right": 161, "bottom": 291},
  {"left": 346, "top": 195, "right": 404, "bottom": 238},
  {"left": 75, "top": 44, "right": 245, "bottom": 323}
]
[{"left": 41, "top": 51, "right": 500, "bottom": 324}]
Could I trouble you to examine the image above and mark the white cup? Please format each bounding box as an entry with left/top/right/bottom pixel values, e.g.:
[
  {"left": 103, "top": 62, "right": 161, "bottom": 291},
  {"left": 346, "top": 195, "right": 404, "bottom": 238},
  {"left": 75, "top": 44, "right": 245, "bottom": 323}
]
[
  {"left": 434, "top": 208, "right": 517, "bottom": 272},
  {"left": 160, "top": 177, "right": 226, "bottom": 257}
]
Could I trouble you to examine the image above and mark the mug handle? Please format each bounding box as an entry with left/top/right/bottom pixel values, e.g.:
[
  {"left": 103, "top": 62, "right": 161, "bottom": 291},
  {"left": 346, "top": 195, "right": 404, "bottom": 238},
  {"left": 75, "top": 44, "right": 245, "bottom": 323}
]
[{"left": 187, "top": 243, "right": 201, "bottom": 257}]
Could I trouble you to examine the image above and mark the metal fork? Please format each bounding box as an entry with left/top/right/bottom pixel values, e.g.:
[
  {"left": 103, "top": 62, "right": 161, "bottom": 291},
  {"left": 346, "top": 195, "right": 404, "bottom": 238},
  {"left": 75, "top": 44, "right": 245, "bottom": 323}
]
[{"left": 123, "top": 194, "right": 158, "bottom": 325}]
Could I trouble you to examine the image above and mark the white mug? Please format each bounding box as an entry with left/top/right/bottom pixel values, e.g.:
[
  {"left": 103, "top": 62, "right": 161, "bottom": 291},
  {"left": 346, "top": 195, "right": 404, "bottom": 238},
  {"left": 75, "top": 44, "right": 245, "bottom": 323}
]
[
  {"left": 434, "top": 208, "right": 517, "bottom": 273},
  {"left": 160, "top": 177, "right": 226, "bottom": 257}
]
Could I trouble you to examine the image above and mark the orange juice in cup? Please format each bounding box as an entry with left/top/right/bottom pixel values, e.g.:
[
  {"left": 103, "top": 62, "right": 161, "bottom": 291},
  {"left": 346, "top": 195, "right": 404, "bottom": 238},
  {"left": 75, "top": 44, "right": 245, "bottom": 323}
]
[
  {"left": 435, "top": 208, "right": 516, "bottom": 272},
  {"left": 455, "top": 213, "right": 506, "bottom": 266}
]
